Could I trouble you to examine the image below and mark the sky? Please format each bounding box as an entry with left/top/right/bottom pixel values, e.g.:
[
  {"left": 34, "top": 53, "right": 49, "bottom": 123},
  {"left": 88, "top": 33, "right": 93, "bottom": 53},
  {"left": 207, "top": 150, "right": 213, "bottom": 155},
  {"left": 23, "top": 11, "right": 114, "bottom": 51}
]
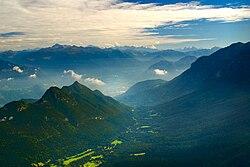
[{"left": 0, "top": 0, "right": 250, "bottom": 50}]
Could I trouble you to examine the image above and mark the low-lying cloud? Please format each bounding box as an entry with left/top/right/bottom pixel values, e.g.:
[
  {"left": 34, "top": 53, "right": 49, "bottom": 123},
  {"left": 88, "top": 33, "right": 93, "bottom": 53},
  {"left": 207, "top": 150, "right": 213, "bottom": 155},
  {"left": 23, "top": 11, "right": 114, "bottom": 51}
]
[
  {"left": 29, "top": 74, "right": 37, "bottom": 78},
  {"left": 154, "top": 69, "right": 168, "bottom": 75},
  {"left": 7, "top": 78, "right": 14, "bottom": 81},
  {"left": 85, "top": 77, "right": 105, "bottom": 86},
  {"left": 63, "top": 70, "right": 82, "bottom": 80},
  {"left": 12, "top": 66, "right": 23, "bottom": 73}
]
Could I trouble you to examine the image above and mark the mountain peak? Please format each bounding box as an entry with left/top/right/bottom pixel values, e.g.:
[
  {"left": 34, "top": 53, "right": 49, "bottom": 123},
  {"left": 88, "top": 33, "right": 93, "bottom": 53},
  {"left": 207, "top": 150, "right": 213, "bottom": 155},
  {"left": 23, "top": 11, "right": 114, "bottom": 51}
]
[
  {"left": 41, "top": 82, "right": 92, "bottom": 102},
  {"left": 41, "top": 86, "right": 61, "bottom": 100},
  {"left": 68, "top": 81, "right": 91, "bottom": 91},
  {"left": 72, "top": 81, "right": 81, "bottom": 86},
  {"left": 52, "top": 43, "right": 64, "bottom": 48}
]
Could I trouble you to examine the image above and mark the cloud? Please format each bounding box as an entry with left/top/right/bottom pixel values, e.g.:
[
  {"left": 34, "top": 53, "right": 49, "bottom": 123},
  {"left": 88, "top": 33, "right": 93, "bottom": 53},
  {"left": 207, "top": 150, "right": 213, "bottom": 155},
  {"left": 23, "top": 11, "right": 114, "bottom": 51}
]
[
  {"left": 0, "top": 0, "right": 250, "bottom": 49},
  {"left": 7, "top": 78, "right": 14, "bottom": 81},
  {"left": 64, "top": 70, "right": 82, "bottom": 80},
  {"left": 63, "top": 69, "right": 105, "bottom": 85},
  {"left": 167, "top": 23, "right": 191, "bottom": 29},
  {"left": 29, "top": 74, "right": 37, "bottom": 78},
  {"left": 154, "top": 69, "right": 168, "bottom": 75},
  {"left": 85, "top": 77, "right": 105, "bottom": 86},
  {"left": 0, "top": 32, "right": 25, "bottom": 38},
  {"left": 12, "top": 66, "right": 23, "bottom": 73}
]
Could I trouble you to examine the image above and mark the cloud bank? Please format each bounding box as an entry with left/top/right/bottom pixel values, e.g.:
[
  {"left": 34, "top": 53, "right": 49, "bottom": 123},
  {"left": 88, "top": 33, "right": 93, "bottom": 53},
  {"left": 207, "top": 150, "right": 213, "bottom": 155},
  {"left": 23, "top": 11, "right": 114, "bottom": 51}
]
[{"left": 0, "top": 0, "right": 250, "bottom": 50}]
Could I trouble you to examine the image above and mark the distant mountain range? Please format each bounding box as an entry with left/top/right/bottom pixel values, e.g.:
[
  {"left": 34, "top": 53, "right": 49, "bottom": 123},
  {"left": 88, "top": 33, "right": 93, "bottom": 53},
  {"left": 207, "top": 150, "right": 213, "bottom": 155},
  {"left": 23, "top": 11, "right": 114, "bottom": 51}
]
[
  {"left": 0, "top": 44, "right": 140, "bottom": 69},
  {"left": 184, "top": 47, "right": 221, "bottom": 57},
  {"left": 117, "top": 42, "right": 250, "bottom": 106},
  {"left": 113, "top": 46, "right": 157, "bottom": 58},
  {"left": 0, "top": 44, "right": 219, "bottom": 70},
  {"left": 144, "top": 49, "right": 188, "bottom": 62}
]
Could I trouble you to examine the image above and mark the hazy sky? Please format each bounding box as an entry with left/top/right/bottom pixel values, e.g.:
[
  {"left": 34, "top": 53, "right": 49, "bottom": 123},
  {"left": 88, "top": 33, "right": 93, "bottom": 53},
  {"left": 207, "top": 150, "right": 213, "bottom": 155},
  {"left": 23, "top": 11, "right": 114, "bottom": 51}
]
[{"left": 0, "top": 0, "right": 250, "bottom": 50}]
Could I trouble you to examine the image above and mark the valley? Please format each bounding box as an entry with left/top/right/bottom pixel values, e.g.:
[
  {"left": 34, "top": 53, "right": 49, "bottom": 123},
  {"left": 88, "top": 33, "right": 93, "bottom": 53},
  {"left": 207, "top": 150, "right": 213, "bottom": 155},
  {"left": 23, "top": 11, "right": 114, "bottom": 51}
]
[{"left": 0, "top": 42, "right": 249, "bottom": 167}]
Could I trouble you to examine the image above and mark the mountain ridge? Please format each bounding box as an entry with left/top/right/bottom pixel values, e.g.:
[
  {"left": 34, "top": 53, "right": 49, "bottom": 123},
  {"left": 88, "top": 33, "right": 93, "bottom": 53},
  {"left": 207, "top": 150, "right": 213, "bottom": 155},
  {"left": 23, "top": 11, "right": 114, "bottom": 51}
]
[
  {"left": 0, "top": 81, "right": 133, "bottom": 166},
  {"left": 117, "top": 41, "right": 250, "bottom": 106}
]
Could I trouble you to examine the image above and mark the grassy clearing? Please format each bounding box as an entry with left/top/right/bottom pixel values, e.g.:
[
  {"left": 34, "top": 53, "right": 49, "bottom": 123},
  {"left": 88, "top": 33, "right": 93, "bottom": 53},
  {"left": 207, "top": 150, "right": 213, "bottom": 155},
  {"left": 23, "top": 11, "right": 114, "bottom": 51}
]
[
  {"left": 82, "top": 160, "right": 102, "bottom": 167},
  {"left": 111, "top": 140, "right": 122, "bottom": 146},
  {"left": 63, "top": 149, "right": 95, "bottom": 166},
  {"left": 130, "top": 153, "right": 146, "bottom": 156},
  {"left": 149, "top": 113, "right": 158, "bottom": 117},
  {"left": 90, "top": 155, "right": 103, "bottom": 160},
  {"left": 140, "top": 126, "right": 151, "bottom": 129}
]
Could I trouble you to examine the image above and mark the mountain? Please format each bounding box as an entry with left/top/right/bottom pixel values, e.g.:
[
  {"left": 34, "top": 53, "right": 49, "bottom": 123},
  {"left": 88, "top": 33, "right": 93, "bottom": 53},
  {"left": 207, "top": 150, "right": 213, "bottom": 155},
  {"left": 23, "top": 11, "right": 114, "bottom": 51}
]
[
  {"left": 117, "top": 42, "right": 250, "bottom": 106},
  {"left": 113, "top": 46, "right": 157, "bottom": 59},
  {"left": 177, "top": 46, "right": 199, "bottom": 52},
  {"left": 0, "top": 44, "right": 140, "bottom": 69},
  {"left": 148, "top": 60, "right": 175, "bottom": 72},
  {"left": 116, "top": 79, "right": 166, "bottom": 106},
  {"left": 115, "top": 80, "right": 250, "bottom": 167},
  {"left": 112, "top": 85, "right": 250, "bottom": 167},
  {"left": 113, "top": 42, "right": 250, "bottom": 166},
  {"left": 144, "top": 49, "right": 188, "bottom": 62},
  {"left": 0, "top": 81, "right": 132, "bottom": 166},
  {"left": 184, "top": 47, "right": 220, "bottom": 57},
  {"left": 142, "top": 53, "right": 250, "bottom": 166},
  {"left": 148, "top": 56, "right": 197, "bottom": 72},
  {"left": 174, "top": 56, "right": 198, "bottom": 69},
  {"left": 113, "top": 46, "right": 157, "bottom": 53},
  {"left": 1, "top": 42, "right": 249, "bottom": 166}
]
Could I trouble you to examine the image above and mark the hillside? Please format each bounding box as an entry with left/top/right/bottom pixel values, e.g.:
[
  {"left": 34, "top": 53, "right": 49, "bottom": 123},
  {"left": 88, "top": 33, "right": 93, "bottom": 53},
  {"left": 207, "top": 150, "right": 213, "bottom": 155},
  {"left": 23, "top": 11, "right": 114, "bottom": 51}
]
[
  {"left": 117, "top": 42, "right": 250, "bottom": 106},
  {"left": 113, "top": 42, "right": 250, "bottom": 166},
  {"left": 112, "top": 82, "right": 250, "bottom": 167},
  {"left": 145, "top": 49, "right": 188, "bottom": 62},
  {"left": 0, "top": 81, "right": 132, "bottom": 166},
  {"left": 148, "top": 56, "right": 197, "bottom": 72},
  {"left": 115, "top": 79, "right": 166, "bottom": 106},
  {"left": 185, "top": 47, "right": 220, "bottom": 57}
]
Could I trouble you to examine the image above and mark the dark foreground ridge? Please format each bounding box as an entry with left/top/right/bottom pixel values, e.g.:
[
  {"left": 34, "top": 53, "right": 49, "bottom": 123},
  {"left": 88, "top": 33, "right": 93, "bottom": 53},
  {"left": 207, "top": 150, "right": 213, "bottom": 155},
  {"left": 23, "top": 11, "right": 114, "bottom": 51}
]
[{"left": 0, "top": 81, "right": 133, "bottom": 166}]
